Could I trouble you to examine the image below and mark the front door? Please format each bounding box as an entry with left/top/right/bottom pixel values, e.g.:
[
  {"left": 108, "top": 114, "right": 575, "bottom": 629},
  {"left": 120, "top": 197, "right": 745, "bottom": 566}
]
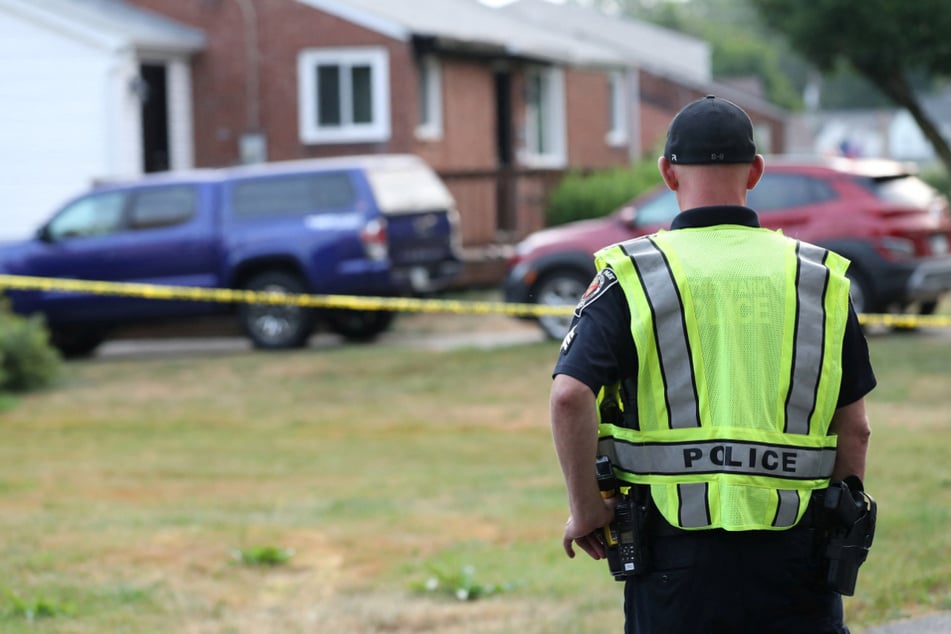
[{"left": 140, "top": 63, "right": 170, "bottom": 173}]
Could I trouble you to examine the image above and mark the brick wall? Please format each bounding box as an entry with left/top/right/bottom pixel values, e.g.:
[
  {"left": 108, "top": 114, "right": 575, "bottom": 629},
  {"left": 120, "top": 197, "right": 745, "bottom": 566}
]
[
  {"left": 127, "top": 0, "right": 417, "bottom": 166},
  {"left": 413, "top": 57, "right": 497, "bottom": 170},
  {"left": 565, "top": 68, "right": 630, "bottom": 168}
]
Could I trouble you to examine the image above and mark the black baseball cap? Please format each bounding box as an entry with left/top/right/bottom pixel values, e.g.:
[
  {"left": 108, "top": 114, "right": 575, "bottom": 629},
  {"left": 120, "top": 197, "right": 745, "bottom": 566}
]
[{"left": 664, "top": 95, "right": 756, "bottom": 165}]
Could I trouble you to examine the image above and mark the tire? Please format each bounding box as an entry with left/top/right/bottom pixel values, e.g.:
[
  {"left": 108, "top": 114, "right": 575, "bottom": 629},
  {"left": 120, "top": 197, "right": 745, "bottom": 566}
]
[
  {"left": 326, "top": 309, "right": 395, "bottom": 342},
  {"left": 533, "top": 269, "right": 590, "bottom": 340},
  {"left": 237, "top": 271, "right": 315, "bottom": 350},
  {"left": 891, "top": 300, "right": 939, "bottom": 334},
  {"left": 48, "top": 328, "right": 105, "bottom": 359},
  {"left": 920, "top": 300, "right": 939, "bottom": 315}
]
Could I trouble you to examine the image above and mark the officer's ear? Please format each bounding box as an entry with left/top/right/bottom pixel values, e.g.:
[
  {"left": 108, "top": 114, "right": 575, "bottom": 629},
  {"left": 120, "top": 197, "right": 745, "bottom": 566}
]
[
  {"left": 658, "top": 156, "right": 679, "bottom": 191},
  {"left": 747, "top": 154, "right": 766, "bottom": 190}
]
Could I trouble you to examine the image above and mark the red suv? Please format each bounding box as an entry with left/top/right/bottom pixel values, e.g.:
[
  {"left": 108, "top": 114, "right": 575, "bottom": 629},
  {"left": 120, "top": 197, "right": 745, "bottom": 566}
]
[{"left": 503, "top": 157, "right": 951, "bottom": 339}]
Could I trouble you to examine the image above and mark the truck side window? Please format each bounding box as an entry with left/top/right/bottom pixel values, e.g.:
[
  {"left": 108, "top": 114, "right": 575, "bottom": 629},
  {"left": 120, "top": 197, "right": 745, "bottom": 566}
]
[
  {"left": 129, "top": 186, "right": 198, "bottom": 230},
  {"left": 232, "top": 172, "right": 356, "bottom": 218},
  {"left": 46, "top": 191, "right": 126, "bottom": 240}
]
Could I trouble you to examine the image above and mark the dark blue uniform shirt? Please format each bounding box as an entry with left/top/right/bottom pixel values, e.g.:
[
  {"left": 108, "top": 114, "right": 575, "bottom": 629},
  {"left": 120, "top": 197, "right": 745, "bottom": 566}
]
[{"left": 553, "top": 205, "right": 877, "bottom": 407}]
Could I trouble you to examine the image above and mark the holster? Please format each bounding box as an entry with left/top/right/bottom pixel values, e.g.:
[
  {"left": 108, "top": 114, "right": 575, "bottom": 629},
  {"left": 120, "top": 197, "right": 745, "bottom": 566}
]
[{"left": 812, "top": 477, "right": 877, "bottom": 595}]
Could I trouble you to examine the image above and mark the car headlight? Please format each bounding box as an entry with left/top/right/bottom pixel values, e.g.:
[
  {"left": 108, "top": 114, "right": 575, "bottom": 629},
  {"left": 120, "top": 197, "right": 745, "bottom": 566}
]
[{"left": 929, "top": 233, "right": 949, "bottom": 255}]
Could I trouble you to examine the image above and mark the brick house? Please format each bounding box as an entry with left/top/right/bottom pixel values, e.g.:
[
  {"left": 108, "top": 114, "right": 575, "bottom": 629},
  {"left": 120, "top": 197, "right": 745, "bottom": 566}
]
[
  {"left": 123, "top": 0, "right": 787, "bottom": 251},
  {"left": 118, "top": 0, "right": 644, "bottom": 253},
  {"left": 1, "top": 0, "right": 787, "bottom": 267},
  {"left": 500, "top": 0, "right": 788, "bottom": 161}
]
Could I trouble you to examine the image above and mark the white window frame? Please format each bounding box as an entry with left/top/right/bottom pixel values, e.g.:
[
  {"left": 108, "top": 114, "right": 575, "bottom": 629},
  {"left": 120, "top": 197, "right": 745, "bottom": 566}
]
[
  {"left": 520, "top": 65, "right": 566, "bottom": 168},
  {"left": 297, "top": 47, "right": 391, "bottom": 144},
  {"left": 606, "top": 70, "right": 627, "bottom": 147},
  {"left": 415, "top": 55, "right": 443, "bottom": 140},
  {"left": 754, "top": 123, "right": 773, "bottom": 155}
]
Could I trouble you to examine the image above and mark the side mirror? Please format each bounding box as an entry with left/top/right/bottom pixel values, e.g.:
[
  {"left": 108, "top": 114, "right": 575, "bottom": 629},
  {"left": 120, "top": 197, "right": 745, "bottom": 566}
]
[
  {"left": 618, "top": 204, "right": 637, "bottom": 227},
  {"left": 36, "top": 224, "right": 53, "bottom": 243}
]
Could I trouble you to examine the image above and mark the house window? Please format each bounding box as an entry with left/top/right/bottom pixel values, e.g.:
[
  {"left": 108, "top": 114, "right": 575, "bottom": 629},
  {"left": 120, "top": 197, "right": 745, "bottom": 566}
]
[
  {"left": 522, "top": 66, "right": 566, "bottom": 167},
  {"left": 298, "top": 47, "right": 390, "bottom": 144},
  {"left": 606, "top": 71, "right": 627, "bottom": 146},
  {"left": 415, "top": 55, "right": 443, "bottom": 140}
]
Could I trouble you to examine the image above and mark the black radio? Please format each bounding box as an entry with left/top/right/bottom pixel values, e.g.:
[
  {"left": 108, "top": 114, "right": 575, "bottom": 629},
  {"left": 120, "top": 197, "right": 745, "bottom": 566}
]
[{"left": 595, "top": 456, "right": 650, "bottom": 580}]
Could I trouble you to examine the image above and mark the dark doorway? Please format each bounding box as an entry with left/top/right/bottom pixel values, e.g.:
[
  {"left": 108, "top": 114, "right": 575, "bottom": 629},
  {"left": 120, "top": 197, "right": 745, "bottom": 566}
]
[
  {"left": 140, "top": 63, "right": 170, "bottom": 173},
  {"left": 494, "top": 70, "right": 516, "bottom": 235},
  {"left": 494, "top": 70, "right": 513, "bottom": 167}
]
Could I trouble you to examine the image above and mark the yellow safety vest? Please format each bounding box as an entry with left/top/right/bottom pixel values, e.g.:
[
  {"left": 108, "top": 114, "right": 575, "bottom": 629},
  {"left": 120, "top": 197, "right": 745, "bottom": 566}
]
[{"left": 595, "top": 225, "right": 851, "bottom": 531}]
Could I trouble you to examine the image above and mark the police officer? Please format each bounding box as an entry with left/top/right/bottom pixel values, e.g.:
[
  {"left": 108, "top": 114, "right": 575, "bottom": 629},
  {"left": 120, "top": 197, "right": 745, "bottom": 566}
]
[{"left": 550, "top": 95, "right": 876, "bottom": 634}]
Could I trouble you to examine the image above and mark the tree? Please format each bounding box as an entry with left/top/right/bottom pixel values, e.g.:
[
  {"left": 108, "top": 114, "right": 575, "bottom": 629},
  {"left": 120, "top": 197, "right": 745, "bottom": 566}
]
[
  {"left": 750, "top": 0, "right": 951, "bottom": 174},
  {"left": 587, "top": 0, "right": 806, "bottom": 110}
]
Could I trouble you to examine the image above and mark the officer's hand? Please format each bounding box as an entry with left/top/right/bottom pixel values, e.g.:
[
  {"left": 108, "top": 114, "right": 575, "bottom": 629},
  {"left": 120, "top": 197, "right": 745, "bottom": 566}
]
[{"left": 563, "top": 497, "right": 616, "bottom": 560}]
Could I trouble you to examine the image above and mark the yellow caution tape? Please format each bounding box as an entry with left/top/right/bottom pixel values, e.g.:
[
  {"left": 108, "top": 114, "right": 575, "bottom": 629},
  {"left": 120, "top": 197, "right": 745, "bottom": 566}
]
[
  {"left": 0, "top": 274, "right": 568, "bottom": 318},
  {"left": 1, "top": 274, "right": 950, "bottom": 327},
  {"left": 855, "top": 312, "right": 951, "bottom": 329}
]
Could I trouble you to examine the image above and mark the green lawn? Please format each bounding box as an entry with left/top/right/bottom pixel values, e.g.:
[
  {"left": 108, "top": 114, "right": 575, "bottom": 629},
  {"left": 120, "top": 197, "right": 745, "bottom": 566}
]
[{"left": 0, "top": 319, "right": 949, "bottom": 633}]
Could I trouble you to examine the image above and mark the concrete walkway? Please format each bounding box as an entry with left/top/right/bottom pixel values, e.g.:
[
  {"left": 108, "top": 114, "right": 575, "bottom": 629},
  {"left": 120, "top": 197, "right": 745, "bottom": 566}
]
[{"left": 858, "top": 611, "right": 951, "bottom": 633}]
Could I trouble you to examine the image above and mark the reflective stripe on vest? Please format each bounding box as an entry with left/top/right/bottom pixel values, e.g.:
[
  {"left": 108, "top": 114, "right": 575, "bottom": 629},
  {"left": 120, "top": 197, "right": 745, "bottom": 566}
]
[
  {"left": 608, "top": 437, "right": 837, "bottom": 480},
  {"left": 786, "top": 242, "right": 830, "bottom": 435},
  {"left": 595, "top": 228, "right": 850, "bottom": 530},
  {"left": 622, "top": 237, "right": 700, "bottom": 429}
]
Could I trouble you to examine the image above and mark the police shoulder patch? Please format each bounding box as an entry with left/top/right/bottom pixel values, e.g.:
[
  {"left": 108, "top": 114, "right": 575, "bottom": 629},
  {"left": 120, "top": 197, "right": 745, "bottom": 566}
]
[{"left": 575, "top": 268, "right": 618, "bottom": 317}]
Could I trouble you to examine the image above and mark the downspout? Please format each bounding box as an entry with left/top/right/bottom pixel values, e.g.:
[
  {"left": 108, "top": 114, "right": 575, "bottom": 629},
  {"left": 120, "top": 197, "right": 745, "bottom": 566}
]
[{"left": 234, "top": 0, "right": 266, "bottom": 162}]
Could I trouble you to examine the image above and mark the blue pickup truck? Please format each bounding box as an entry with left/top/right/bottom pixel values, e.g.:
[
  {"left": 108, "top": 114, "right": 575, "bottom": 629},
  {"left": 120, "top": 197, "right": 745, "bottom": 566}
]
[{"left": 0, "top": 154, "right": 462, "bottom": 356}]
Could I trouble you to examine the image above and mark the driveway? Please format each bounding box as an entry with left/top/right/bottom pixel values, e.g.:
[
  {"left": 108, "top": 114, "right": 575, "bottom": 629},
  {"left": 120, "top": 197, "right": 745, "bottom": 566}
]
[{"left": 94, "top": 311, "right": 548, "bottom": 359}]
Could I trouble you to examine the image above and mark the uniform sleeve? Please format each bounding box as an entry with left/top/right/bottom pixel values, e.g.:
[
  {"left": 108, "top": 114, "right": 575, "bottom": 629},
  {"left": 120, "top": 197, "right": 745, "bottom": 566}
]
[
  {"left": 836, "top": 302, "right": 877, "bottom": 407},
  {"left": 551, "top": 280, "right": 635, "bottom": 394}
]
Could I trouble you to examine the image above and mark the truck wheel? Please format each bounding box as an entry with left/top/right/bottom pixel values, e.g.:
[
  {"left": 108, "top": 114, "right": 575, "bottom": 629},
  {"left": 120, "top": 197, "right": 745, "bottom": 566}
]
[
  {"left": 238, "top": 272, "right": 315, "bottom": 349},
  {"left": 534, "top": 269, "right": 590, "bottom": 340},
  {"left": 326, "top": 309, "right": 395, "bottom": 342},
  {"left": 49, "top": 328, "right": 105, "bottom": 359},
  {"left": 845, "top": 268, "right": 875, "bottom": 316}
]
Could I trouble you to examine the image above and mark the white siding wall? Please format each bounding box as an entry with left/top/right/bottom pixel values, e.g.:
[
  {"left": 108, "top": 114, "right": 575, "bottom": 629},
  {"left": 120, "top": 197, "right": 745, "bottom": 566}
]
[
  {"left": 0, "top": 10, "right": 142, "bottom": 239},
  {"left": 166, "top": 57, "right": 195, "bottom": 171}
]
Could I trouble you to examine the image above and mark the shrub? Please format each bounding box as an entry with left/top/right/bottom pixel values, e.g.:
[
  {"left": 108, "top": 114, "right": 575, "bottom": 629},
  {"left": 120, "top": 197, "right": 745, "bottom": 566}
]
[
  {"left": 920, "top": 165, "right": 951, "bottom": 199},
  {"left": 0, "top": 301, "right": 62, "bottom": 393},
  {"left": 545, "top": 159, "right": 663, "bottom": 227}
]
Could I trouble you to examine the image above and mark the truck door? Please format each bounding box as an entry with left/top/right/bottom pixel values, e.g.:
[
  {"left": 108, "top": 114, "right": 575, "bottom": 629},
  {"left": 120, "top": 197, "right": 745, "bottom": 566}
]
[{"left": 19, "top": 184, "right": 219, "bottom": 323}]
